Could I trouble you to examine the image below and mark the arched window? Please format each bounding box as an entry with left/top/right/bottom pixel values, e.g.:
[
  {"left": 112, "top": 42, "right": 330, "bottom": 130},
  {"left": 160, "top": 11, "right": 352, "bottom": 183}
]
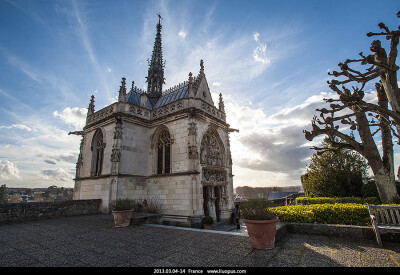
[
  {"left": 157, "top": 129, "right": 171, "bottom": 174},
  {"left": 91, "top": 129, "right": 105, "bottom": 176}
]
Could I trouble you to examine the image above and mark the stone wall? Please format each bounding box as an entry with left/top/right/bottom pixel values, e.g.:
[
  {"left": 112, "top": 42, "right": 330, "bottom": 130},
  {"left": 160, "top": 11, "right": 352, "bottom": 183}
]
[{"left": 0, "top": 199, "right": 102, "bottom": 224}]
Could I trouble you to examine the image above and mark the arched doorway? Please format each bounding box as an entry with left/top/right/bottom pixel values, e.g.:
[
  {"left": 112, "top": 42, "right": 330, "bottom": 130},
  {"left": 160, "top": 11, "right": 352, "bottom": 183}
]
[{"left": 200, "top": 128, "right": 227, "bottom": 221}]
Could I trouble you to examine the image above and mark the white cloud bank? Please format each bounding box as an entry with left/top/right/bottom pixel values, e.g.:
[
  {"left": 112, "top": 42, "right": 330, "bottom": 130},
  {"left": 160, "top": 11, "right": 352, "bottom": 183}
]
[
  {"left": 53, "top": 107, "right": 87, "bottom": 130},
  {"left": 0, "top": 160, "right": 21, "bottom": 179},
  {"left": 225, "top": 92, "right": 330, "bottom": 187},
  {"left": 40, "top": 168, "right": 73, "bottom": 182},
  {"left": 0, "top": 124, "right": 33, "bottom": 132}
]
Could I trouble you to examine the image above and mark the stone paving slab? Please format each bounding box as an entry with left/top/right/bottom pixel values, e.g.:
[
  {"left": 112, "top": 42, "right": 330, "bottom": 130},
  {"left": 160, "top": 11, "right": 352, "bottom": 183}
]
[{"left": 0, "top": 214, "right": 399, "bottom": 268}]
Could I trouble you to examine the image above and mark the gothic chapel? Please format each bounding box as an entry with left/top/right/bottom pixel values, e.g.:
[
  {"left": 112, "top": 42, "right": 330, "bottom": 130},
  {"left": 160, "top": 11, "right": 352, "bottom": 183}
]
[{"left": 73, "top": 16, "right": 236, "bottom": 227}]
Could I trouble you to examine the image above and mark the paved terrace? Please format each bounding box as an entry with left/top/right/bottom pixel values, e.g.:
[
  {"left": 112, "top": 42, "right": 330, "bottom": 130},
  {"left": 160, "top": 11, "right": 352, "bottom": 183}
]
[{"left": 0, "top": 214, "right": 399, "bottom": 267}]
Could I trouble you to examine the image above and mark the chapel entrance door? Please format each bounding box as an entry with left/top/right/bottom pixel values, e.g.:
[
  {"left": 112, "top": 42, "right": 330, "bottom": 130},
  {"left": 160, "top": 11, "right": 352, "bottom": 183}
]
[
  {"left": 203, "top": 185, "right": 222, "bottom": 222},
  {"left": 203, "top": 186, "right": 209, "bottom": 217},
  {"left": 215, "top": 186, "right": 221, "bottom": 222}
]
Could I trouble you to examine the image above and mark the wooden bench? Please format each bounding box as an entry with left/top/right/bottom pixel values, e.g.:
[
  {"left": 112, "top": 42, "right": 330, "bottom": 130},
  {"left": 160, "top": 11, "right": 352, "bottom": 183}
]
[{"left": 366, "top": 203, "right": 400, "bottom": 246}]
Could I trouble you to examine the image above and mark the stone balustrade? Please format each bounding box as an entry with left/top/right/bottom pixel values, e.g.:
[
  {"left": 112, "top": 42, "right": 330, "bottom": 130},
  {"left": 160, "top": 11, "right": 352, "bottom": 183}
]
[{"left": 0, "top": 199, "right": 102, "bottom": 224}]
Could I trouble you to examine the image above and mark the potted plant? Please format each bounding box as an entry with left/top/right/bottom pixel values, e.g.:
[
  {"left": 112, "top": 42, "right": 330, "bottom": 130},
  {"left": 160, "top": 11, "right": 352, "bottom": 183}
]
[
  {"left": 110, "top": 198, "right": 136, "bottom": 228},
  {"left": 241, "top": 199, "right": 279, "bottom": 250},
  {"left": 202, "top": 215, "right": 214, "bottom": 230}
]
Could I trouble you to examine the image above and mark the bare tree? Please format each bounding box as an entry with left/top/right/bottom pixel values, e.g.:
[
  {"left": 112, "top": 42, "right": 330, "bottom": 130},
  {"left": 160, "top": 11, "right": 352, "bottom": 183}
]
[{"left": 304, "top": 12, "right": 400, "bottom": 203}]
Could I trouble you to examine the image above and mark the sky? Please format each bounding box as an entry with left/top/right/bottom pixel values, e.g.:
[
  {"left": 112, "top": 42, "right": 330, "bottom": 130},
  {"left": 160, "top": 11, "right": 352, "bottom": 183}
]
[{"left": 0, "top": 0, "right": 399, "bottom": 189}]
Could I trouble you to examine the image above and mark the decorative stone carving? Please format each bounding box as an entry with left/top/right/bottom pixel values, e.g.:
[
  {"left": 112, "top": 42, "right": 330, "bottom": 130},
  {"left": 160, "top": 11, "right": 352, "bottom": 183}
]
[
  {"left": 188, "top": 145, "right": 199, "bottom": 159},
  {"left": 114, "top": 117, "right": 123, "bottom": 139},
  {"left": 111, "top": 146, "right": 121, "bottom": 162},
  {"left": 202, "top": 169, "right": 226, "bottom": 182},
  {"left": 86, "top": 105, "right": 114, "bottom": 125},
  {"left": 188, "top": 122, "right": 197, "bottom": 136},
  {"left": 75, "top": 136, "right": 84, "bottom": 169},
  {"left": 200, "top": 131, "right": 222, "bottom": 167}
]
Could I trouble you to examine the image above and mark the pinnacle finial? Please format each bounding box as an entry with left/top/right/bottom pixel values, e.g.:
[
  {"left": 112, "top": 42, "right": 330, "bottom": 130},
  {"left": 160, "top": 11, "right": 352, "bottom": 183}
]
[
  {"left": 118, "top": 77, "right": 127, "bottom": 102},
  {"left": 200, "top": 59, "right": 204, "bottom": 73},
  {"left": 88, "top": 95, "right": 95, "bottom": 116},
  {"left": 218, "top": 93, "right": 225, "bottom": 112},
  {"left": 188, "top": 72, "right": 194, "bottom": 98},
  {"left": 189, "top": 72, "right": 193, "bottom": 83}
]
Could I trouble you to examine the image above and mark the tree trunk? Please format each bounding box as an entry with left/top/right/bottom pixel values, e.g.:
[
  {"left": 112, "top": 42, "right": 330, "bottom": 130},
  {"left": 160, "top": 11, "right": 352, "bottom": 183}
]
[
  {"left": 376, "top": 83, "right": 399, "bottom": 203},
  {"left": 353, "top": 104, "right": 398, "bottom": 203},
  {"left": 373, "top": 168, "right": 398, "bottom": 203}
]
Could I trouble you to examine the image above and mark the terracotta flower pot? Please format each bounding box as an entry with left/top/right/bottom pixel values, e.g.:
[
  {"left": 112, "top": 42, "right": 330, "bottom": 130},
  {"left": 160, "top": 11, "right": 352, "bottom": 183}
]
[
  {"left": 204, "top": 224, "right": 213, "bottom": 230},
  {"left": 244, "top": 217, "right": 279, "bottom": 250},
  {"left": 112, "top": 210, "right": 134, "bottom": 228}
]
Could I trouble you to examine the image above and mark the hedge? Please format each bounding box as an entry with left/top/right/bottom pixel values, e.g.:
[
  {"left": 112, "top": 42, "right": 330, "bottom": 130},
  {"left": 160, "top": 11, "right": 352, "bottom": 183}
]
[
  {"left": 295, "top": 196, "right": 380, "bottom": 205},
  {"left": 269, "top": 203, "right": 399, "bottom": 226}
]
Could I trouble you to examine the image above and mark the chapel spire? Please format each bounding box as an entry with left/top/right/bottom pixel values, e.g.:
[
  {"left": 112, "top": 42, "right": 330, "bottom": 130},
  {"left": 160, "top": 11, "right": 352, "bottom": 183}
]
[{"left": 146, "top": 13, "right": 165, "bottom": 107}]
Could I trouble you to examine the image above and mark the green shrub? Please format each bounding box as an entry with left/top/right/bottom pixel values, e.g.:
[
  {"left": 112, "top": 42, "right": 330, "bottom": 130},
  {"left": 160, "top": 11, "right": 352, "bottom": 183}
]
[
  {"left": 270, "top": 203, "right": 371, "bottom": 226},
  {"left": 135, "top": 198, "right": 166, "bottom": 214},
  {"left": 110, "top": 198, "right": 136, "bottom": 211},
  {"left": 361, "top": 181, "right": 380, "bottom": 198},
  {"left": 363, "top": 197, "right": 381, "bottom": 205},
  {"left": 296, "top": 196, "right": 380, "bottom": 205},
  {"left": 240, "top": 199, "right": 276, "bottom": 220},
  {"left": 361, "top": 180, "right": 400, "bottom": 199},
  {"left": 270, "top": 203, "right": 400, "bottom": 226},
  {"left": 202, "top": 216, "right": 213, "bottom": 225}
]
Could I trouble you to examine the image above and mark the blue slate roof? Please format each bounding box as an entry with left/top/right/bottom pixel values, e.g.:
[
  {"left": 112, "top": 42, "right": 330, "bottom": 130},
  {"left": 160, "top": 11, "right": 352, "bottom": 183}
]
[{"left": 126, "top": 85, "right": 188, "bottom": 110}]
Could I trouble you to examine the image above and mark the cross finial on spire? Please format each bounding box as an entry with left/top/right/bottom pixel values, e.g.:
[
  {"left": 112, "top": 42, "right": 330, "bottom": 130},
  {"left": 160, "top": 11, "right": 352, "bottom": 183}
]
[{"left": 157, "top": 13, "right": 163, "bottom": 24}]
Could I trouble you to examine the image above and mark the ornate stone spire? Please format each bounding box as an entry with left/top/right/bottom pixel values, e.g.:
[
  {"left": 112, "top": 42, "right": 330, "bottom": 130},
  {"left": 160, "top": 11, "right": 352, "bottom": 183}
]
[{"left": 146, "top": 14, "right": 165, "bottom": 107}]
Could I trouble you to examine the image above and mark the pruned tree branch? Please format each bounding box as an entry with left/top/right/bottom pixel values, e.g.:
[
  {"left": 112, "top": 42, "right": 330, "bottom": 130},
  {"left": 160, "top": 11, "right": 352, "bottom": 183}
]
[{"left": 304, "top": 12, "right": 400, "bottom": 203}]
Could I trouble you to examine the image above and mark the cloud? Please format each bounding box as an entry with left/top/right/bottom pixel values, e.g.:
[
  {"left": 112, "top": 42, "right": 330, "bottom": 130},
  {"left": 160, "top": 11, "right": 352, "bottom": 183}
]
[
  {"left": 268, "top": 92, "right": 333, "bottom": 126},
  {"left": 67, "top": 0, "right": 112, "bottom": 96},
  {"left": 53, "top": 107, "right": 87, "bottom": 129},
  {"left": 57, "top": 153, "right": 78, "bottom": 164},
  {"left": 225, "top": 92, "right": 331, "bottom": 187},
  {"left": 44, "top": 159, "right": 57, "bottom": 165},
  {"left": 252, "top": 32, "right": 270, "bottom": 65},
  {"left": 40, "top": 168, "right": 73, "bottom": 182},
  {"left": 0, "top": 124, "right": 33, "bottom": 132},
  {"left": 39, "top": 153, "right": 78, "bottom": 165},
  {"left": 0, "top": 160, "right": 21, "bottom": 179},
  {"left": 178, "top": 30, "right": 187, "bottom": 38},
  {"left": 236, "top": 125, "right": 311, "bottom": 174}
]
